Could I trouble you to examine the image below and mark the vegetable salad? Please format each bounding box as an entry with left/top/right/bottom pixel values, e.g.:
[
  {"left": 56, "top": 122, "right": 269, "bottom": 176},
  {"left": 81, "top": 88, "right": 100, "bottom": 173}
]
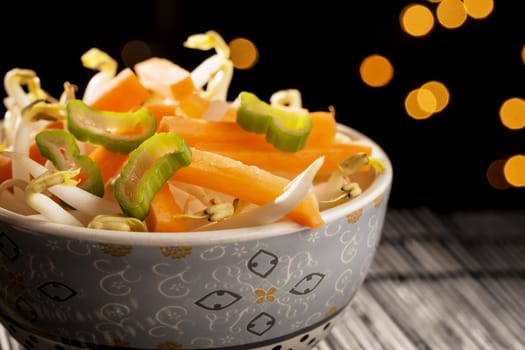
[{"left": 0, "top": 31, "right": 385, "bottom": 232}]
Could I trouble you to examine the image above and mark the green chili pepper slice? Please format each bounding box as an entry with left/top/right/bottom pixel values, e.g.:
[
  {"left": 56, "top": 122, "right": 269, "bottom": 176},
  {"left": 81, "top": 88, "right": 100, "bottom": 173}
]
[
  {"left": 35, "top": 129, "right": 104, "bottom": 197},
  {"left": 66, "top": 99, "right": 157, "bottom": 154},
  {"left": 236, "top": 91, "right": 313, "bottom": 152},
  {"left": 114, "top": 132, "right": 192, "bottom": 220}
]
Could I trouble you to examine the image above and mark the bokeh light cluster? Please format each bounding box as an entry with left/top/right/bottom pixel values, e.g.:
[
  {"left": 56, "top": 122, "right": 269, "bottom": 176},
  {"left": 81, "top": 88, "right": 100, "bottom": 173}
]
[{"left": 351, "top": 0, "right": 524, "bottom": 191}]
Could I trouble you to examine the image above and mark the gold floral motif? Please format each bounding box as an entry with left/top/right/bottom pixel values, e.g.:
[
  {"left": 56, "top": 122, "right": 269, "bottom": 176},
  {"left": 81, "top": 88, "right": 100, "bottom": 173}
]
[
  {"left": 157, "top": 341, "right": 183, "bottom": 350},
  {"left": 374, "top": 192, "right": 385, "bottom": 208},
  {"left": 346, "top": 208, "right": 363, "bottom": 223},
  {"left": 254, "top": 286, "right": 277, "bottom": 304},
  {"left": 100, "top": 243, "right": 132, "bottom": 257},
  {"left": 160, "top": 246, "right": 192, "bottom": 259}
]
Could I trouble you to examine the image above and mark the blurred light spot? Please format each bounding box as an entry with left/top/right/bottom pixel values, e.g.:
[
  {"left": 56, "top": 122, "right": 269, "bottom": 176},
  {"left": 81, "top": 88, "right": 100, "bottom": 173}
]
[
  {"left": 427, "top": 0, "right": 443, "bottom": 3},
  {"left": 229, "top": 37, "right": 259, "bottom": 70},
  {"left": 360, "top": 54, "right": 394, "bottom": 87},
  {"left": 521, "top": 44, "right": 525, "bottom": 65},
  {"left": 504, "top": 154, "right": 525, "bottom": 187},
  {"left": 421, "top": 80, "right": 449, "bottom": 113},
  {"left": 405, "top": 89, "right": 432, "bottom": 120},
  {"left": 417, "top": 88, "right": 437, "bottom": 113},
  {"left": 406, "top": 81, "right": 450, "bottom": 119},
  {"left": 499, "top": 97, "right": 525, "bottom": 130},
  {"left": 400, "top": 4, "right": 435, "bottom": 37},
  {"left": 436, "top": 0, "right": 468, "bottom": 29},
  {"left": 486, "top": 159, "right": 512, "bottom": 190},
  {"left": 121, "top": 40, "right": 152, "bottom": 68},
  {"left": 463, "top": 0, "right": 494, "bottom": 19}
]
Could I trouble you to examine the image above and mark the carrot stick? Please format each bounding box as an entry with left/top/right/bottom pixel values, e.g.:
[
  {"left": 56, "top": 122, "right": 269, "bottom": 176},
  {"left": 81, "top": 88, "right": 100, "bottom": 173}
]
[
  {"left": 145, "top": 182, "right": 189, "bottom": 232},
  {"left": 88, "top": 146, "right": 128, "bottom": 185},
  {"left": 193, "top": 142, "right": 372, "bottom": 178},
  {"left": 169, "top": 148, "right": 324, "bottom": 228},
  {"left": 134, "top": 57, "right": 195, "bottom": 101},
  {"left": 179, "top": 93, "right": 209, "bottom": 118},
  {"left": 158, "top": 111, "right": 337, "bottom": 149},
  {"left": 28, "top": 143, "right": 47, "bottom": 165},
  {"left": 220, "top": 107, "right": 237, "bottom": 122},
  {"left": 159, "top": 115, "right": 264, "bottom": 145},
  {"left": 178, "top": 93, "right": 237, "bottom": 120},
  {"left": 88, "top": 68, "right": 151, "bottom": 112},
  {"left": 144, "top": 104, "right": 178, "bottom": 128},
  {"left": 306, "top": 111, "right": 337, "bottom": 147}
]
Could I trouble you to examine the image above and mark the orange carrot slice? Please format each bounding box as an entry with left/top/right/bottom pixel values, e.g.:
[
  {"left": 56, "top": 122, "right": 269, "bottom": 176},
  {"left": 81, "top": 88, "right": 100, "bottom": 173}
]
[
  {"left": 179, "top": 93, "right": 209, "bottom": 118},
  {"left": 159, "top": 115, "right": 264, "bottom": 145},
  {"left": 159, "top": 111, "right": 337, "bottom": 149},
  {"left": 193, "top": 142, "right": 372, "bottom": 178},
  {"left": 28, "top": 143, "right": 47, "bottom": 165},
  {"left": 88, "top": 68, "right": 151, "bottom": 112},
  {"left": 145, "top": 104, "right": 178, "bottom": 127},
  {"left": 220, "top": 106, "right": 237, "bottom": 122},
  {"left": 145, "top": 182, "right": 189, "bottom": 232},
  {"left": 306, "top": 111, "right": 337, "bottom": 148},
  {"left": 88, "top": 146, "right": 128, "bottom": 185},
  {"left": 134, "top": 57, "right": 196, "bottom": 101},
  {"left": 169, "top": 148, "right": 324, "bottom": 228},
  {"left": 178, "top": 93, "right": 237, "bottom": 120}
]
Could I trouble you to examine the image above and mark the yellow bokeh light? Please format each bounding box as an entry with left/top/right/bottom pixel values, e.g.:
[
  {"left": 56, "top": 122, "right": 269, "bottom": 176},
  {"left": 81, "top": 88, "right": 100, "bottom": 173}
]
[
  {"left": 417, "top": 88, "right": 437, "bottom": 113},
  {"left": 229, "top": 37, "right": 259, "bottom": 70},
  {"left": 406, "top": 81, "right": 450, "bottom": 119},
  {"left": 359, "top": 54, "right": 394, "bottom": 87},
  {"left": 400, "top": 4, "right": 435, "bottom": 37},
  {"left": 421, "top": 80, "right": 449, "bottom": 113},
  {"left": 436, "top": 0, "right": 468, "bottom": 29},
  {"left": 405, "top": 88, "right": 433, "bottom": 120},
  {"left": 463, "top": 0, "right": 494, "bottom": 19},
  {"left": 499, "top": 97, "right": 525, "bottom": 130},
  {"left": 521, "top": 44, "right": 525, "bottom": 66},
  {"left": 486, "top": 159, "right": 512, "bottom": 190},
  {"left": 504, "top": 154, "right": 525, "bottom": 187}
]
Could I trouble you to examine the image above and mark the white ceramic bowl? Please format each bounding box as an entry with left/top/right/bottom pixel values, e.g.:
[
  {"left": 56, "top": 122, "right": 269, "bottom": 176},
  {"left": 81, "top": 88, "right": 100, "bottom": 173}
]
[{"left": 0, "top": 124, "right": 392, "bottom": 350}]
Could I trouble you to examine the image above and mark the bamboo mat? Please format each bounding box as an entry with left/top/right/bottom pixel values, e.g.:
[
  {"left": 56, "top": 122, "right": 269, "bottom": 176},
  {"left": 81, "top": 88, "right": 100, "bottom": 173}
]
[
  {"left": 319, "top": 207, "right": 525, "bottom": 350},
  {"left": 2, "top": 207, "right": 524, "bottom": 350}
]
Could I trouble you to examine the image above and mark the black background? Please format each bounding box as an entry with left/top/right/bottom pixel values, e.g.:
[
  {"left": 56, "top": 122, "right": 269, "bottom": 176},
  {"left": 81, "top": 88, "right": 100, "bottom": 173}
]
[{"left": 1, "top": 1, "right": 523, "bottom": 211}]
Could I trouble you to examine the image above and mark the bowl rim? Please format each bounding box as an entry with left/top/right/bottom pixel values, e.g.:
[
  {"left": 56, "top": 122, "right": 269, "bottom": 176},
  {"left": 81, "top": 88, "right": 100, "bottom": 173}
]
[{"left": 0, "top": 123, "right": 393, "bottom": 246}]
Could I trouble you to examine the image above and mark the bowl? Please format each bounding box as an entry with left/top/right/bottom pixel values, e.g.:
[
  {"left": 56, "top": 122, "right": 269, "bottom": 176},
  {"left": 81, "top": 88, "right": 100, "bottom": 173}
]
[{"left": 0, "top": 123, "right": 392, "bottom": 350}]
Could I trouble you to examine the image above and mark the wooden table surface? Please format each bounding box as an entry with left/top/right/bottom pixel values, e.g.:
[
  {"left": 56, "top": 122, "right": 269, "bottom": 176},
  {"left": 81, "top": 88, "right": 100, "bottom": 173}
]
[
  {"left": 2, "top": 207, "right": 524, "bottom": 350},
  {"left": 318, "top": 207, "right": 525, "bottom": 350}
]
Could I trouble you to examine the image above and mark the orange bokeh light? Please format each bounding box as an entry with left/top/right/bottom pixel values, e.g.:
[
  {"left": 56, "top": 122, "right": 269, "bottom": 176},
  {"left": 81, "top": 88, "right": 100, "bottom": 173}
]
[{"left": 360, "top": 54, "right": 394, "bottom": 87}]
